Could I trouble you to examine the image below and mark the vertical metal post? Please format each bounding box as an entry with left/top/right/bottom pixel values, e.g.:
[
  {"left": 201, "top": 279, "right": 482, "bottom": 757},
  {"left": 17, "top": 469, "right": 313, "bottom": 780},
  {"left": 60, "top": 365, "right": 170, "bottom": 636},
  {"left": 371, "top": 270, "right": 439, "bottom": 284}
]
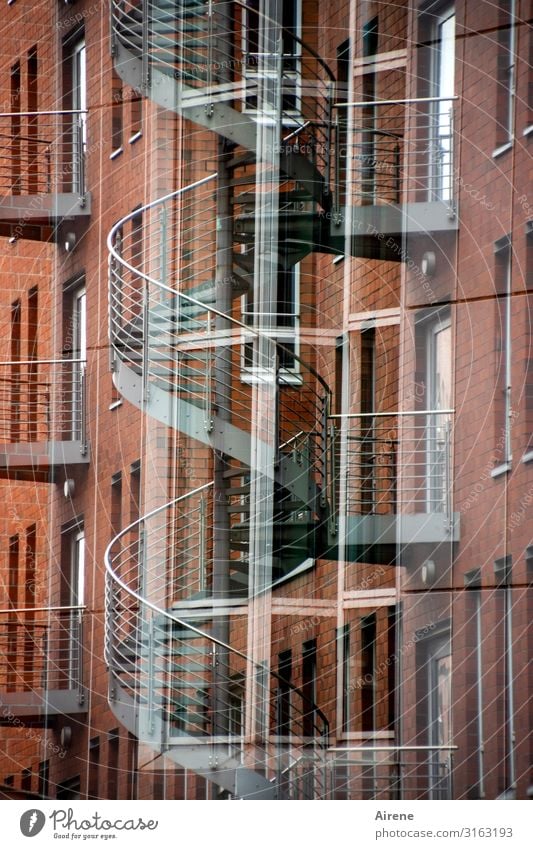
[
  {"left": 159, "top": 203, "right": 168, "bottom": 290},
  {"left": 199, "top": 495, "right": 206, "bottom": 593},
  {"left": 142, "top": 283, "right": 150, "bottom": 403}
]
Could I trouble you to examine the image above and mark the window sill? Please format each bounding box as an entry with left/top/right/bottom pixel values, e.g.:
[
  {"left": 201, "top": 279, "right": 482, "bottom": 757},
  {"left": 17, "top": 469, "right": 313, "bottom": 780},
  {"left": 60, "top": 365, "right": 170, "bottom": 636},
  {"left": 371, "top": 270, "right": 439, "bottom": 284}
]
[
  {"left": 492, "top": 141, "right": 513, "bottom": 159},
  {"left": 109, "top": 399, "right": 123, "bottom": 411},
  {"left": 523, "top": 125, "right": 533, "bottom": 137},
  {"left": 110, "top": 147, "right": 123, "bottom": 160},
  {"left": 521, "top": 449, "right": 533, "bottom": 464},
  {"left": 491, "top": 462, "right": 511, "bottom": 478},
  {"left": 129, "top": 131, "right": 142, "bottom": 145}
]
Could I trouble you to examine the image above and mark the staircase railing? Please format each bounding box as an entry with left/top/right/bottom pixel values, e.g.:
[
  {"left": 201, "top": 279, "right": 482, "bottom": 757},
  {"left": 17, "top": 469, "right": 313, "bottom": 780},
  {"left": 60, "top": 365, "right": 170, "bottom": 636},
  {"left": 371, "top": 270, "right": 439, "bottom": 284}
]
[
  {"left": 108, "top": 173, "right": 331, "bottom": 497},
  {"left": 105, "top": 486, "right": 329, "bottom": 791},
  {"left": 110, "top": 0, "right": 336, "bottom": 204}
]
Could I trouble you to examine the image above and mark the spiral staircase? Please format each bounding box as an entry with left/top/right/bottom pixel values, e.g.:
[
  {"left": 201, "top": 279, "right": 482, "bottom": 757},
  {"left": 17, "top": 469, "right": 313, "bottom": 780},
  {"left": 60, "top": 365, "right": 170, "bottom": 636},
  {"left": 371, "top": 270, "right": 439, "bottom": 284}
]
[{"left": 105, "top": 0, "right": 338, "bottom": 799}]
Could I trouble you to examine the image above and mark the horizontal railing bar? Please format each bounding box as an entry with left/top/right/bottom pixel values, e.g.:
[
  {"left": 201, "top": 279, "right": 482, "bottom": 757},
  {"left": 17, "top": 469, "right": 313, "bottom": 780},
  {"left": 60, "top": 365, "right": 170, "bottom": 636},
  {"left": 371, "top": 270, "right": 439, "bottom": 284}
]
[
  {"left": 328, "top": 746, "right": 458, "bottom": 752},
  {"left": 329, "top": 410, "right": 454, "bottom": 418},
  {"left": 0, "top": 605, "right": 86, "bottom": 615},
  {"left": 334, "top": 96, "right": 459, "bottom": 108},
  {"left": 0, "top": 359, "right": 86, "bottom": 367},
  {"left": 0, "top": 110, "right": 87, "bottom": 117}
]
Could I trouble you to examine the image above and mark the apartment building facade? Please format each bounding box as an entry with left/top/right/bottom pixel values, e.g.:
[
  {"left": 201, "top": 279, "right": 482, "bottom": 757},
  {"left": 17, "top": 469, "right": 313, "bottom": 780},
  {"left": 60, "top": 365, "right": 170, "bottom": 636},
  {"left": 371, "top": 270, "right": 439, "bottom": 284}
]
[{"left": 0, "top": 0, "right": 531, "bottom": 801}]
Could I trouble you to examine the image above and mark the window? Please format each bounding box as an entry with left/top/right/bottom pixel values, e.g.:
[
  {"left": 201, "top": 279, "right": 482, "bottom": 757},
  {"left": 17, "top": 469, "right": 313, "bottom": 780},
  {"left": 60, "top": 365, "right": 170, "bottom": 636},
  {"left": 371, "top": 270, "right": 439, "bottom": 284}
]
[
  {"left": 360, "top": 18, "right": 378, "bottom": 202},
  {"left": 426, "top": 312, "right": 452, "bottom": 509},
  {"left": 107, "top": 730, "right": 119, "bottom": 798},
  {"left": 27, "top": 47, "right": 38, "bottom": 195},
  {"left": 420, "top": 631, "right": 452, "bottom": 799},
  {"left": 88, "top": 737, "right": 100, "bottom": 800},
  {"left": 56, "top": 776, "right": 81, "bottom": 799},
  {"left": 126, "top": 733, "right": 138, "bottom": 800},
  {"left": 111, "top": 68, "right": 123, "bottom": 153},
  {"left": 276, "top": 650, "right": 292, "bottom": 737},
  {"left": 130, "top": 88, "right": 142, "bottom": 141},
  {"left": 27, "top": 287, "right": 38, "bottom": 441},
  {"left": 110, "top": 472, "right": 122, "bottom": 539},
  {"left": 38, "top": 760, "right": 49, "bottom": 799},
  {"left": 10, "top": 62, "right": 21, "bottom": 195},
  {"left": 495, "top": 0, "right": 517, "bottom": 149},
  {"left": 67, "top": 36, "right": 86, "bottom": 193},
  {"left": 302, "top": 638, "right": 317, "bottom": 738},
  {"left": 464, "top": 569, "right": 484, "bottom": 798},
  {"left": 360, "top": 613, "right": 376, "bottom": 732},
  {"left": 494, "top": 556, "right": 515, "bottom": 794},
  {"left": 243, "top": 0, "right": 302, "bottom": 119},
  {"left": 493, "top": 237, "right": 512, "bottom": 470},
  {"left": 61, "top": 522, "right": 85, "bottom": 687},
  {"left": 71, "top": 286, "right": 87, "bottom": 441},
  {"left": 242, "top": 265, "right": 300, "bottom": 379},
  {"left": 430, "top": 7, "right": 455, "bottom": 201},
  {"left": 10, "top": 299, "right": 21, "bottom": 442}
]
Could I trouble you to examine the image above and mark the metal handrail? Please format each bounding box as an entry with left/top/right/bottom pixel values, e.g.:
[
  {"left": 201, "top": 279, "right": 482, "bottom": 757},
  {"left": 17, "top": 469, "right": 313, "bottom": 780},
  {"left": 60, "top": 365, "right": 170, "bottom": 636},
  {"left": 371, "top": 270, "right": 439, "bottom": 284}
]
[
  {"left": 104, "top": 483, "right": 330, "bottom": 739},
  {"left": 107, "top": 175, "right": 331, "bottom": 399},
  {"left": 0, "top": 605, "right": 86, "bottom": 616}
]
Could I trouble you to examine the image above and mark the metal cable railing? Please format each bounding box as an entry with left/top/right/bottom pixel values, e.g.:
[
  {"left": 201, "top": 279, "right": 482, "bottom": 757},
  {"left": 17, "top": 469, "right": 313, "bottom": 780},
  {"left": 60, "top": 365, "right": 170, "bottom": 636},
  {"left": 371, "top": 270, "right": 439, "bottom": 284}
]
[
  {"left": 110, "top": 0, "right": 336, "bottom": 201},
  {"left": 329, "top": 410, "right": 454, "bottom": 525},
  {"left": 0, "top": 359, "right": 87, "bottom": 446},
  {"left": 0, "top": 110, "right": 87, "bottom": 197},
  {"left": 105, "top": 486, "right": 329, "bottom": 776},
  {"left": 108, "top": 174, "right": 331, "bottom": 498},
  {"left": 0, "top": 606, "right": 85, "bottom": 694}
]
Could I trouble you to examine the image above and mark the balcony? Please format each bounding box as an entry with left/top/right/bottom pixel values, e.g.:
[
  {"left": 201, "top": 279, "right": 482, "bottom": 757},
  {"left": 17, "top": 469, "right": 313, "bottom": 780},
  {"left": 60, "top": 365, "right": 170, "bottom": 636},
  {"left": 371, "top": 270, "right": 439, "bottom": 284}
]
[
  {"left": 0, "top": 110, "right": 90, "bottom": 242},
  {"left": 327, "top": 745, "right": 456, "bottom": 800},
  {"left": 330, "top": 411, "right": 460, "bottom": 551},
  {"left": 329, "top": 97, "right": 459, "bottom": 259},
  {"left": 0, "top": 359, "right": 89, "bottom": 481},
  {"left": 0, "top": 606, "right": 86, "bottom": 722}
]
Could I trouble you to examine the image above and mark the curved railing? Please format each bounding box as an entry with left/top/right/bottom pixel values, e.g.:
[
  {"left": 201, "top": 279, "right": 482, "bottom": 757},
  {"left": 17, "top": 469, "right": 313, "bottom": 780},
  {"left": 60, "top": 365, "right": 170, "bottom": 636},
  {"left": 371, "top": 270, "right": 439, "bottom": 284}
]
[
  {"left": 110, "top": 0, "right": 336, "bottom": 206},
  {"left": 108, "top": 173, "right": 331, "bottom": 495},
  {"left": 105, "top": 485, "right": 329, "bottom": 797},
  {"left": 107, "top": 1, "right": 335, "bottom": 798}
]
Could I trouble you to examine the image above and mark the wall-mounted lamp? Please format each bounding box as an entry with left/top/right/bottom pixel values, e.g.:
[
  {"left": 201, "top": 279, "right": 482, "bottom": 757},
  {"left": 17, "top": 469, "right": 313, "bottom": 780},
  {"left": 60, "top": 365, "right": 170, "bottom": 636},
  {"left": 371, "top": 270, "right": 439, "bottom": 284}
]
[
  {"left": 64, "top": 232, "right": 77, "bottom": 252},
  {"left": 60, "top": 726, "right": 72, "bottom": 749},
  {"left": 421, "top": 559, "right": 436, "bottom": 586},
  {"left": 8, "top": 235, "right": 17, "bottom": 245},
  {"left": 63, "top": 478, "right": 75, "bottom": 499},
  {"left": 421, "top": 251, "right": 436, "bottom": 277}
]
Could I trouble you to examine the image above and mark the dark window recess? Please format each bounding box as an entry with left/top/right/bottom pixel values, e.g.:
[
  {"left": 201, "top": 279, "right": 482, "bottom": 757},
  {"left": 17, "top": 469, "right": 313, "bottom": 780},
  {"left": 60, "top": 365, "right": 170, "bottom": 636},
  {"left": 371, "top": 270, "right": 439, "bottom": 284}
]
[
  {"left": 10, "top": 61, "right": 21, "bottom": 194},
  {"left": 111, "top": 69, "right": 123, "bottom": 151},
  {"left": 56, "top": 776, "right": 81, "bottom": 800},
  {"left": 126, "top": 733, "right": 138, "bottom": 800},
  {"left": 21, "top": 769, "right": 32, "bottom": 792},
  {"left": 107, "top": 730, "right": 119, "bottom": 799},
  {"left": 360, "top": 612, "right": 376, "bottom": 732},
  {"left": 88, "top": 737, "right": 100, "bottom": 800},
  {"left": 302, "top": 639, "right": 317, "bottom": 737},
  {"left": 277, "top": 650, "right": 292, "bottom": 736},
  {"left": 38, "top": 761, "right": 49, "bottom": 798}
]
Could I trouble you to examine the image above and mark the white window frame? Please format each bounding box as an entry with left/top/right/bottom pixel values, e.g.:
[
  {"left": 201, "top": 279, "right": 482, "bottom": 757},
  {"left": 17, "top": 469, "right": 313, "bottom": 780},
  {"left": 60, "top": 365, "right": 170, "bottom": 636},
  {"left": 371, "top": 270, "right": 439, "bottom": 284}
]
[
  {"left": 240, "top": 263, "right": 302, "bottom": 385},
  {"left": 241, "top": 0, "right": 303, "bottom": 125},
  {"left": 430, "top": 6, "right": 455, "bottom": 202}
]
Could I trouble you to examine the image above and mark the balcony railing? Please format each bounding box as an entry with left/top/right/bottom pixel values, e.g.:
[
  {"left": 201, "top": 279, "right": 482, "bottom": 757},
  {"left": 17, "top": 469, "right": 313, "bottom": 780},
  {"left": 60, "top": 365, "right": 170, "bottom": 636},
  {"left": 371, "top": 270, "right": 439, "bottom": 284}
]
[
  {"left": 0, "top": 606, "right": 85, "bottom": 712},
  {"left": 328, "top": 410, "right": 458, "bottom": 544},
  {"left": 327, "top": 745, "right": 456, "bottom": 800},
  {"left": 0, "top": 110, "right": 87, "bottom": 200},
  {"left": 0, "top": 359, "right": 87, "bottom": 451},
  {"left": 333, "top": 97, "right": 456, "bottom": 211},
  {"left": 332, "top": 410, "right": 453, "bottom": 515}
]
